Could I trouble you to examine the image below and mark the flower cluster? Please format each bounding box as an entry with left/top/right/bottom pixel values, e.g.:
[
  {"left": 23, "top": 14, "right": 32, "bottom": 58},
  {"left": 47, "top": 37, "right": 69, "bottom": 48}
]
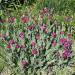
[{"left": 59, "top": 33, "right": 72, "bottom": 59}]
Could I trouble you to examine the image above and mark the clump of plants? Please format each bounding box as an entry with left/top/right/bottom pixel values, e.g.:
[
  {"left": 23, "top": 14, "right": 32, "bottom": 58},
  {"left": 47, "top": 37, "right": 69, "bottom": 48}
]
[{"left": 0, "top": 7, "right": 75, "bottom": 75}]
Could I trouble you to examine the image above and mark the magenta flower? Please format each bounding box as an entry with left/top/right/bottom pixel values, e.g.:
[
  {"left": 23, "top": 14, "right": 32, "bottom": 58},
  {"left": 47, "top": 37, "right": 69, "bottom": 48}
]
[
  {"left": 60, "top": 31, "right": 64, "bottom": 34},
  {"left": 21, "top": 15, "right": 29, "bottom": 23},
  {"left": 7, "top": 44, "right": 11, "bottom": 49},
  {"left": 16, "top": 44, "right": 19, "bottom": 48},
  {"left": 31, "top": 41, "right": 36, "bottom": 47},
  {"left": 52, "top": 41, "right": 56, "bottom": 47},
  {"left": 67, "top": 33, "right": 72, "bottom": 37},
  {"left": 51, "top": 32, "right": 57, "bottom": 38},
  {"left": 39, "top": 24, "right": 47, "bottom": 33},
  {"left": 67, "top": 40, "right": 72, "bottom": 44},
  {"left": 60, "top": 38, "right": 72, "bottom": 49},
  {"left": 63, "top": 42, "right": 70, "bottom": 48},
  {"left": 35, "top": 34, "right": 40, "bottom": 40},
  {"left": 28, "top": 24, "right": 34, "bottom": 30},
  {"left": 32, "top": 49, "right": 38, "bottom": 55},
  {"left": 9, "top": 39, "right": 15, "bottom": 44},
  {"left": 19, "top": 32, "right": 24, "bottom": 39},
  {"left": 62, "top": 50, "right": 71, "bottom": 59},
  {"left": 21, "top": 60, "right": 28, "bottom": 67},
  {"left": 60, "top": 38, "right": 67, "bottom": 45},
  {"left": 8, "top": 17, "right": 16, "bottom": 23},
  {"left": 39, "top": 24, "right": 45, "bottom": 30},
  {"left": 43, "top": 27, "right": 47, "bottom": 33}
]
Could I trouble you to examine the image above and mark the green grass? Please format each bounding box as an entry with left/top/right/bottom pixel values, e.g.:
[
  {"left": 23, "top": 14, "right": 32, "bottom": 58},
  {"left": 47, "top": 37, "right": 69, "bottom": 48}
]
[{"left": 0, "top": 57, "right": 5, "bottom": 72}]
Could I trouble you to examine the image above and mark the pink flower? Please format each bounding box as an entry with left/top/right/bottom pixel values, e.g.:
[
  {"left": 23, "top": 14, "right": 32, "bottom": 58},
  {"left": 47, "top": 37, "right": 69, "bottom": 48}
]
[
  {"left": 62, "top": 50, "right": 71, "bottom": 59},
  {"left": 63, "top": 42, "right": 69, "bottom": 48},
  {"left": 32, "top": 49, "right": 38, "bottom": 55},
  {"left": 19, "top": 32, "right": 24, "bottom": 39},
  {"left": 60, "top": 39, "right": 72, "bottom": 49},
  {"left": 9, "top": 39, "right": 15, "bottom": 44},
  {"left": 51, "top": 32, "right": 57, "bottom": 38},
  {"left": 67, "top": 40, "right": 72, "bottom": 44},
  {"left": 16, "top": 44, "right": 19, "bottom": 48},
  {"left": 31, "top": 41, "right": 36, "bottom": 46},
  {"left": 52, "top": 41, "right": 56, "bottom": 46},
  {"left": 21, "top": 15, "right": 29, "bottom": 23},
  {"left": 8, "top": 17, "right": 16, "bottom": 23},
  {"left": 35, "top": 34, "right": 40, "bottom": 40},
  {"left": 43, "top": 27, "right": 47, "bottom": 33},
  {"left": 28, "top": 24, "right": 34, "bottom": 30},
  {"left": 60, "top": 38, "right": 67, "bottom": 45},
  {"left": 60, "top": 31, "right": 64, "bottom": 34},
  {"left": 21, "top": 60, "right": 28, "bottom": 67},
  {"left": 64, "top": 40, "right": 72, "bottom": 48},
  {"left": 67, "top": 33, "right": 72, "bottom": 37},
  {"left": 39, "top": 24, "right": 47, "bottom": 33},
  {"left": 7, "top": 44, "right": 11, "bottom": 49}
]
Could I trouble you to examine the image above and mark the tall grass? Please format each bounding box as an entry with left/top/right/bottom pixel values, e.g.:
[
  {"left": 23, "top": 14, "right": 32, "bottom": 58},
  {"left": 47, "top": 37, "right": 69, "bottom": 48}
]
[{"left": 36, "top": 0, "right": 75, "bottom": 13}]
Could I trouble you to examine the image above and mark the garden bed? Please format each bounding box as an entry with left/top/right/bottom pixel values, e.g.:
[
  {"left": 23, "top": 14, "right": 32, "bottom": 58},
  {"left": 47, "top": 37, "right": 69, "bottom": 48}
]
[{"left": 0, "top": 4, "right": 75, "bottom": 75}]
